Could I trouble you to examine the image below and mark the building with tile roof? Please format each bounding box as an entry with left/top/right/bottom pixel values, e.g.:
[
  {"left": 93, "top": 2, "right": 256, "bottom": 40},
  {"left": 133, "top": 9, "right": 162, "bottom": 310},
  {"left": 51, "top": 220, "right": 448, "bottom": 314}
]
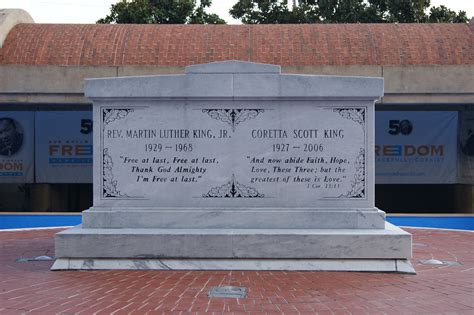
[{"left": 0, "top": 9, "right": 473, "bottom": 213}]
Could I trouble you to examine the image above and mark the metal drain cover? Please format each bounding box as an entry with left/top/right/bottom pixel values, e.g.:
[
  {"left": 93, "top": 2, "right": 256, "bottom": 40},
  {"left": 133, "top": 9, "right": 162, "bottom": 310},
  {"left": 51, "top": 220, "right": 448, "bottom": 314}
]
[
  {"left": 443, "top": 260, "right": 462, "bottom": 266},
  {"left": 419, "top": 259, "right": 444, "bottom": 265},
  {"left": 419, "top": 259, "right": 462, "bottom": 266},
  {"left": 16, "top": 255, "right": 54, "bottom": 262},
  {"left": 208, "top": 286, "right": 247, "bottom": 298}
]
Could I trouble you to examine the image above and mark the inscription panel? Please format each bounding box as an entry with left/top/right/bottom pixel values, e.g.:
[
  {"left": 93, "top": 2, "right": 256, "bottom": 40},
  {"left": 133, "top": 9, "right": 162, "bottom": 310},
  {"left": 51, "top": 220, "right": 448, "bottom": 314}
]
[{"left": 96, "top": 101, "right": 369, "bottom": 209}]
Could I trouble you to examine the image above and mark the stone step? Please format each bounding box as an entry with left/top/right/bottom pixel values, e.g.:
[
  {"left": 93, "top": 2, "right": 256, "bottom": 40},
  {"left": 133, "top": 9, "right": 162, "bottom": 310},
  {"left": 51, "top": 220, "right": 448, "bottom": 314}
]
[
  {"left": 51, "top": 258, "right": 416, "bottom": 273},
  {"left": 82, "top": 208, "right": 386, "bottom": 229},
  {"left": 55, "top": 222, "right": 411, "bottom": 260}
]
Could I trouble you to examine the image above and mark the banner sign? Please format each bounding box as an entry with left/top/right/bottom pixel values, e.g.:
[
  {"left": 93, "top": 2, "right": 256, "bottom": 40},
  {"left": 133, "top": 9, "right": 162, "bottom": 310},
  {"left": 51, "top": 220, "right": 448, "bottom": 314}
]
[
  {"left": 0, "top": 112, "right": 35, "bottom": 183},
  {"left": 458, "top": 110, "right": 474, "bottom": 184},
  {"left": 375, "top": 111, "right": 457, "bottom": 184},
  {"left": 35, "top": 111, "right": 93, "bottom": 183}
]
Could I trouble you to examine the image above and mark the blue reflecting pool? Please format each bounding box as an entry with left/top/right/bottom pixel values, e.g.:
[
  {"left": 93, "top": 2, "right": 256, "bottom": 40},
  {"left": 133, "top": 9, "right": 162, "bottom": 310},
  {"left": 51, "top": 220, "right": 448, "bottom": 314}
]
[{"left": 0, "top": 214, "right": 473, "bottom": 231}]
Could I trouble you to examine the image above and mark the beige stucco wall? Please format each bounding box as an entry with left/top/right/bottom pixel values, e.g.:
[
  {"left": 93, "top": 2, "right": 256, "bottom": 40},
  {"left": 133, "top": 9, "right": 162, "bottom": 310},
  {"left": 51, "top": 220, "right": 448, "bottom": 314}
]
[
  {"left": 0, "top": 9, "right": 34, "bottom": 48},
  {"left": 0, "top": 64, "right": 473, "bottom": 105}
]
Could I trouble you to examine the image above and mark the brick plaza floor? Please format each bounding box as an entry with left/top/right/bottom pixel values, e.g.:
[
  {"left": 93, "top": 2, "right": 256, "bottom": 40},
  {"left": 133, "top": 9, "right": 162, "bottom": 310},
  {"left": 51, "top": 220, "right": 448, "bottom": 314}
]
[{"left": 0, "top": 227, "right": 472, "bottom": 314}]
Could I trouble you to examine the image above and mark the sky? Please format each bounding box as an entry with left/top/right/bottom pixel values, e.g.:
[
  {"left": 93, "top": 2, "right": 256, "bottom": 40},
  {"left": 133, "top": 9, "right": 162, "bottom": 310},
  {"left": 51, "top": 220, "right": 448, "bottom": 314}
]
[{"left": 0, "top": 0, "right": 472, "bottom": 24}]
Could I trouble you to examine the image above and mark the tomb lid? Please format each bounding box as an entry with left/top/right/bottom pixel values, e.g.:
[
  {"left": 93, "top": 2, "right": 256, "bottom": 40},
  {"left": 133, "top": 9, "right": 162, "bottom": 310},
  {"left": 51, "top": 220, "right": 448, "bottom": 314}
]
[
  {"left": 185, "top": 60, "right": 281, "bottom": 74},
  {"left": 85, "top": 61, "right": 383, "bottom": 99}
]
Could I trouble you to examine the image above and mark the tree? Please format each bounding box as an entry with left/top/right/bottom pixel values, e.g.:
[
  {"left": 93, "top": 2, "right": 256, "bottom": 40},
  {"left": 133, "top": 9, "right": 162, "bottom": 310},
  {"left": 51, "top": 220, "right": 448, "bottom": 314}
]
[
  {"left": 98, "top": 0, "right": 226, "bottom": 24},
  {"left": 98, "top": 0, "right": 154, "bottom": 24},
  {"left": 428, "top": 5, "right": 468, "bottom": 23},
  {"left": 371, "top": 0, "right": 430, "bottom": 23},
  {"left": 229, "top": 0, "right": 469, "bottom": 24}
]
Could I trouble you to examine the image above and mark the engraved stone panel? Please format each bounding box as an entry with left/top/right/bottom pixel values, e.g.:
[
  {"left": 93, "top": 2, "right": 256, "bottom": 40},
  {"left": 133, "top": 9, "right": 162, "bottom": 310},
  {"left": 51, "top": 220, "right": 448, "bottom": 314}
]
[{"left": 96, "top": 102, "right": 369, "bottom": 209}]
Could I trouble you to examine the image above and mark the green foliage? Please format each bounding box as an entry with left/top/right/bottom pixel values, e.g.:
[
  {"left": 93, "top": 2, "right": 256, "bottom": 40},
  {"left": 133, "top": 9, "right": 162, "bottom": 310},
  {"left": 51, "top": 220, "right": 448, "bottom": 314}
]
[
  {"left": 97, "top": 0, "right": 154, "bottom": 24},
  {"left": 189, "top": 0, "right": 227, "bottom": 24},
  {"left": 428, "top": 5, "right": 468, "bottom": 23},
  {"left": 98, "top": 0, "right": 226, "bottom": 24},
  {"left": 229, "top": 0, "right": 469, "bottom": 24}
]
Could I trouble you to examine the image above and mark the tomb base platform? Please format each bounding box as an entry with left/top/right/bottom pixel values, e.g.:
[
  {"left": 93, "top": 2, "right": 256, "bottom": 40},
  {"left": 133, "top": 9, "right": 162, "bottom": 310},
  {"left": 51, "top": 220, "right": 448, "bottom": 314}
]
[
  {"left": 81, "top": 208, "right": 387, "bottom": 229},
  {"left": 52, "top": 222, "right": 414, "bottom": 273},
  {"left": 51, "top": 258, "right": 415, "bottom": 273}
]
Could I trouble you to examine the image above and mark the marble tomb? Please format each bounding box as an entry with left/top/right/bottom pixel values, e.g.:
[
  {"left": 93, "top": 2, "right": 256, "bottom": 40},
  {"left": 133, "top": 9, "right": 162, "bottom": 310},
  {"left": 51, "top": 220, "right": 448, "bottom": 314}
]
[{"left": 52, "top": 61, "right": 414, "bottom": 273}]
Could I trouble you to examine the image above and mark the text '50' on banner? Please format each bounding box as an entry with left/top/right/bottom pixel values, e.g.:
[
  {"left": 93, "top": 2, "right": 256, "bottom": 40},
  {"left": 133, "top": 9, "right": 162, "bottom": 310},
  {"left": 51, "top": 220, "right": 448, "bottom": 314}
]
[
  {"left": 35, "top": 112, "right": 93, "bottom": 183},
  {"left": 375, "top": 111, "right": 457, "bottom": 184},
  {"left": 0, "top": 112, "right": 34, "bottom": 183}
]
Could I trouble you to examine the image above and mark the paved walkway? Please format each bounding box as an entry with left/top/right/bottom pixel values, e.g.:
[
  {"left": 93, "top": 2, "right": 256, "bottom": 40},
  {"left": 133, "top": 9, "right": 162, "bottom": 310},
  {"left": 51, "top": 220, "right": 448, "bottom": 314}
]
[{"left": 0, "top": 228, "right": 472, "bottom": 314}]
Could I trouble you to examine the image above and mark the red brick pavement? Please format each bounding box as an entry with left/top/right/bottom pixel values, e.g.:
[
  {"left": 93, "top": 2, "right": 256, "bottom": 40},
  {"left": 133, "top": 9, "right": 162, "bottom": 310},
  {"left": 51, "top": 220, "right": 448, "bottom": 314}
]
[{"left": 0, "top": 228, "right": 472, "bottom": 315}]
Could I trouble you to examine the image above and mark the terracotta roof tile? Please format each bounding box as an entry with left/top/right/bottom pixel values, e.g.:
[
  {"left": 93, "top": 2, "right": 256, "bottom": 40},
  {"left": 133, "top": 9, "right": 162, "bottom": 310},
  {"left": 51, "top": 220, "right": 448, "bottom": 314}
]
[{"left": 0, "top": 23, "right": 472, "bottom": 66}]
